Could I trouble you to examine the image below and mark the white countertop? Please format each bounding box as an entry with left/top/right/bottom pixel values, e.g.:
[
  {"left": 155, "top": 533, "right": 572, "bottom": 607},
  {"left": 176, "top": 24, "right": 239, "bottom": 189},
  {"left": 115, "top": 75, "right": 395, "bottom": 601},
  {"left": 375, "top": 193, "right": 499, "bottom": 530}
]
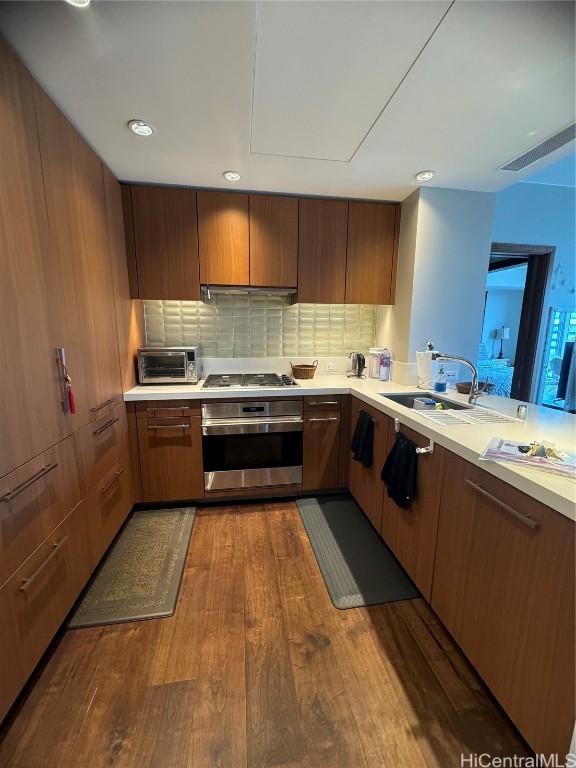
[{"left": 125, "top": 376, "right": 576, "bottom": 521}]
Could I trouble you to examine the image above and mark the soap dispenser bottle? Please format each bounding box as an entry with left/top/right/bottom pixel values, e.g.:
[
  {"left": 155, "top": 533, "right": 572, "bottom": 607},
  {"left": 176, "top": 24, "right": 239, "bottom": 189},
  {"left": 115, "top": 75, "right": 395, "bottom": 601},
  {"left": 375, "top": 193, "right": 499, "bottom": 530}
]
[{"left": 434, "top": 365, "right": 447, "bottom": 393}]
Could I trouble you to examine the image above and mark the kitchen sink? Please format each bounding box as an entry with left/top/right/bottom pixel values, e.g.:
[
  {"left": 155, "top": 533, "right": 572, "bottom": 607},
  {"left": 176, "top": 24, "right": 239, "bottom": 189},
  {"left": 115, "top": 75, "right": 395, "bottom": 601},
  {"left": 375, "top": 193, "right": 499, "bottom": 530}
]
[{"left": 380, "top": 392, "right": 473, "bottom": 411}]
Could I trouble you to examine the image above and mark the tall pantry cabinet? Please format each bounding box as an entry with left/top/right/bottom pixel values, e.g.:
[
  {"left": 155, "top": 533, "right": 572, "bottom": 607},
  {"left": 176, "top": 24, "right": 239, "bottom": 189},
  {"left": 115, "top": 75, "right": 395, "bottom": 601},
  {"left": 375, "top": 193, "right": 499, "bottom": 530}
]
[{"left": 0, "top": 38, "right": 136, "bottom": 722}]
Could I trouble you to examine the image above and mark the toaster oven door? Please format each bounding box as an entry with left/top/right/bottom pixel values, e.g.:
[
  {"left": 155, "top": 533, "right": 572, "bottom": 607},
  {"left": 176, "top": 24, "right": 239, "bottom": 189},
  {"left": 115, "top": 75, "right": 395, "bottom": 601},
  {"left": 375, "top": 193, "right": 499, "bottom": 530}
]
[{"left": 138, "top": 351, "right": 188, "bottom": 384}]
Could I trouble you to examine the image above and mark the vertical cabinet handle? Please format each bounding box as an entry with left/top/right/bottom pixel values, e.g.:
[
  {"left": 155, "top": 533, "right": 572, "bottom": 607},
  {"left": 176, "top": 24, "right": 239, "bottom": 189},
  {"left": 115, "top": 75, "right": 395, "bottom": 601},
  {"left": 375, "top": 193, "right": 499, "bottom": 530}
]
[
  {"left": 1, "top": 463, "right": 59, "bottom": 504},
  {"left": 20, "top": 536, "right": 69, "bottom": 592},
  {"left": 465, "top": 478, "right": 539, "bottom": 529}
]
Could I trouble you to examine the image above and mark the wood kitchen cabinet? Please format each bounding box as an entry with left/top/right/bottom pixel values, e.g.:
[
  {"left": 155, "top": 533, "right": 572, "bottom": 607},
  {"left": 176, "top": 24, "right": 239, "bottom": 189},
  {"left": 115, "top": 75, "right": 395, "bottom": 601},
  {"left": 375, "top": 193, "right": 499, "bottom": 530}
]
[
  {"left": 127, "top": 185, "right": 200, "bottom": 300},
  {"left": 431, "top": 453, "right": 575, "bottom": 755},
  {"left": 34, "top": 84, "right": 123, "bottom": 427},
  {"left": 347, "top": 397, "right": 388, "bottom": 531},
  {"left": 345, "top": 201, "right": 399, "bottom": 305},
  {"left": 297, "top": 198, "right": 348, "bottom": 304},
  {"left": 302, "top": 396, "right": 341, "bottom": 490},
  {"left": 379, "top": 418, "right": 445, "bottom": 601},
  {"left": 136, "top": 401, "right": 204, "bottom": 502},
  {"left": 0, "top": 39, "right": 71, "bottom": 477},
  {"left": 249, "top": 194, "right": 298, "bottom": 287},
  {"left": 197, "top": 190, "right": 249, "bottom": 286}
]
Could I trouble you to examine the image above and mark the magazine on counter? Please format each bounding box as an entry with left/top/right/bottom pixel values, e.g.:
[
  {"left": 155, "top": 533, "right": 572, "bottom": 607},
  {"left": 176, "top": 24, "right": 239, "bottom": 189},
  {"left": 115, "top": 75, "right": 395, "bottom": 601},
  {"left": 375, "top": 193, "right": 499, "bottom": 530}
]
[{"left": 480, "top": 437, "right": 576, "bottom": 479}]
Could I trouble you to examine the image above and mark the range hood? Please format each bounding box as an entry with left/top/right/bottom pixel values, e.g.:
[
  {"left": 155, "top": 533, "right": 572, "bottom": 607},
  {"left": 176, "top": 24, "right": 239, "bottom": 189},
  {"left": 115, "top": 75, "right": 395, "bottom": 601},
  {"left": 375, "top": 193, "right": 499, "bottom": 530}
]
[{"left": 201, "top": 285, "right": 296, "bottom": 301}]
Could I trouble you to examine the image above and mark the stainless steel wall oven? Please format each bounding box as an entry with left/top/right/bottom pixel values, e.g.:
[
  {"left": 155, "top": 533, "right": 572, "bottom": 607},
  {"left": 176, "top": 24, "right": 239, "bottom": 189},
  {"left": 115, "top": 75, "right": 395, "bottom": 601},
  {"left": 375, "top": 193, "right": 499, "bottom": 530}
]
[{"left": 201, "top": 400, "right": 303, "bottom": 492}]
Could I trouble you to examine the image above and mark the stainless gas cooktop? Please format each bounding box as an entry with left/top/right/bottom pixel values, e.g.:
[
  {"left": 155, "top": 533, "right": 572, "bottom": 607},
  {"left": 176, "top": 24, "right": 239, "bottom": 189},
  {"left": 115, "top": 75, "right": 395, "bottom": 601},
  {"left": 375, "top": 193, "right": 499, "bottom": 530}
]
[{"left": 202, "top": 373, "right": 299, "bottom": 389}]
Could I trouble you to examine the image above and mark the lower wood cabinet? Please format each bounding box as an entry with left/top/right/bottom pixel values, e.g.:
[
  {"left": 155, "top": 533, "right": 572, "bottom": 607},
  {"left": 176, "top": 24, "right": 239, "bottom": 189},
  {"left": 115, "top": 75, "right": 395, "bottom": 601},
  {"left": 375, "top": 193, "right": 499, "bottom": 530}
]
[
  {"left": 379, "top": 417, "right": 445, "bottom": 601},
  {"left": 84, "top": 452, "right": 133, "bottom": 572},
  {"left": 302, "top": 396, "right": 341, "bottom": 490},
  {"left": 74, "top": 402, "right": 128, "bottom": 497},
  {"left": 431, "top": 452, "right": 575, "bottom": 755},
  {"left": 0, "top": 435, "right": 81, "bottom": 588},
  {"left": 136, "top": 401, "right": 204, "bottom": 502},
  {"left": 347, "top": 397, "right": 387, "bottom": 531},
  {"left": 0, "top": 497, "right": 92, "bottom": 722}
]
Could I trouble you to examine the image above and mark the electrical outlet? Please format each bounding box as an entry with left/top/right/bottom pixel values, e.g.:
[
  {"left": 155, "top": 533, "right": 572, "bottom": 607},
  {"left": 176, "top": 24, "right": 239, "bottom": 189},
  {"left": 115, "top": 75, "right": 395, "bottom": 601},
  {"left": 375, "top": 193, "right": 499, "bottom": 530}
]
[{"left": 325, "top": 362, "right": 337, "bottom": 372}]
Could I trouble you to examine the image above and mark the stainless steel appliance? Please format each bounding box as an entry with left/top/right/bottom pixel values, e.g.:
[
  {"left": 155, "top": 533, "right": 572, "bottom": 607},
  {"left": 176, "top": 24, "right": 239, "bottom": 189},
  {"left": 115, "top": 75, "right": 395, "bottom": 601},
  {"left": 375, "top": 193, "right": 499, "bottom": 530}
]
[
  {"left": 201, "top": 399, "right": 303, "bottom": 492},
  {"left": 348, "top": 352, "right": 366, "bottom": 378},
  {"left": 138, "top": 347, "right": 201, "bottom": 385},
  {"left": 202, "top": 372, "right": 298, "bottom": 389}
]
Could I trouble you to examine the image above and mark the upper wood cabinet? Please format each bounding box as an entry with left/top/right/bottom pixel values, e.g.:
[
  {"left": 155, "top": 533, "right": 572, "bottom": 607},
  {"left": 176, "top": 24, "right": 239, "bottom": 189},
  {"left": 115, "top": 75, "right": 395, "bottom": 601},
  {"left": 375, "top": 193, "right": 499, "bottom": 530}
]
[
  {"left": 346, "top": 202, "right": 399, "bottom": 304},
  {"left": 297, "top": 198, "right": 348, "bottom": 303},
  {"left": 0, "top": 40, "right": 71, "bottom": 477},
  {"left": 197, "top": 190, "right": 249, "bottom": 286},
  {"left": 129, "top": 185, "right": 200, "bottom": 300},
  {"left": 249, "top": 195, "right": 298, "bottom": 287}
]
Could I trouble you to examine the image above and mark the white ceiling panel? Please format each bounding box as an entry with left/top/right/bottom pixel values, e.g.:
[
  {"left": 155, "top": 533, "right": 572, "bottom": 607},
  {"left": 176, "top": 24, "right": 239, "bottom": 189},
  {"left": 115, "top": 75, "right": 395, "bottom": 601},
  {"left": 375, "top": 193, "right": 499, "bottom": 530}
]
[
  {"left": 0, "top": 1, "right": 573, "bottom": 200},
  {"left": 250, "top": 0, "right": 451, "bottom": 161}
]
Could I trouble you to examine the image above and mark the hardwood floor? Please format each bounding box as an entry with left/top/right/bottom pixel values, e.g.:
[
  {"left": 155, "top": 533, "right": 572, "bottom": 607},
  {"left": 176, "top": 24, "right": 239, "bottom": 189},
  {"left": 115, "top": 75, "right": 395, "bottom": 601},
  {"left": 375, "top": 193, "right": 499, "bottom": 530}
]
[{"left": 0, "top": 502, "right": 530, "bottom": 768}]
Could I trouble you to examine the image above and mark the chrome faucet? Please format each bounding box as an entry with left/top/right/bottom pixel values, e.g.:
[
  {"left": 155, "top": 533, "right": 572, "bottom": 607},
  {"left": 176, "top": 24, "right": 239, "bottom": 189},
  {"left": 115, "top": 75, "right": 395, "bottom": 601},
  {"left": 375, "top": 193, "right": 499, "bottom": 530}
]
[{"left": 431, "top": 352, "right": 481, "bottom": 405}]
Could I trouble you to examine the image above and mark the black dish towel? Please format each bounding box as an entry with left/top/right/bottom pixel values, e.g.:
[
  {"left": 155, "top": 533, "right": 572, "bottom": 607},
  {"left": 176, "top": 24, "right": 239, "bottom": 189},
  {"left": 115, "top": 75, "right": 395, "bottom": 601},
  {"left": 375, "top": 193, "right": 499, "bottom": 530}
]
[
  {"left": 381, "top": 432, "right": 419, "bottom": 510},
  {"left": 350, "top": 410, "right": 374, "bottom": 468}
]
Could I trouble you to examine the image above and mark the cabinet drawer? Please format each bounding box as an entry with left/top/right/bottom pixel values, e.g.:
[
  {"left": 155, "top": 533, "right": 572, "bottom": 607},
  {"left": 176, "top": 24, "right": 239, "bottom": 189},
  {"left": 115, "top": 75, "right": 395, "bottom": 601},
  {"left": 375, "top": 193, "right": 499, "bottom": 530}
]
[
  {"left": 85, "top": 452, "right": 133, "bottom": 572},
  {"left": 135, "top": 400, "right": 200, "bottom": 418},
  {"left": 0, "top": 436, "right": 81, "bottom": 587},
  {"left": 75, "top": 403, "right": 128, "bottom": 496},
  {"left": 303, "top": 411, "right": 341, "bottom": 490},
  {"left": 303, "top": 395, "right": 341, "bottom": 412},
  {"left": 0, "top": 499, "right": 91, "bottom": 722}
]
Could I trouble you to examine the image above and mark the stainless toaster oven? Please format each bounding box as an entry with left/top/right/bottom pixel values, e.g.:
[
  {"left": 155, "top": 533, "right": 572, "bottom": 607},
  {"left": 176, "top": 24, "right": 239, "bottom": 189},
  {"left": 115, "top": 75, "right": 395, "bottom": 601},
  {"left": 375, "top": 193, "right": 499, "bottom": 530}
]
[{"left": 137, "top": 347, "right": 201, "bottom": 385}]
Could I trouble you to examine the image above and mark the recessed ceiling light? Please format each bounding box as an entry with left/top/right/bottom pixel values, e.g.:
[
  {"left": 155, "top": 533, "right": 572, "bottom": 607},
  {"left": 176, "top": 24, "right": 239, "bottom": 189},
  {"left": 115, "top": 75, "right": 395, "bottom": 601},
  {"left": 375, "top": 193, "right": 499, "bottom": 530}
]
[
  {"left": 223, "top": 171, "right": 241, "bottom": 182},
  {"left": 64, "top": 0, "right": 90, "bottom": 6},
  {"left": 415, "top": 170, "right": 436, "bottom": 182},
  {"left": 128, "top": 120, "right": 155, "bottom": 137}
]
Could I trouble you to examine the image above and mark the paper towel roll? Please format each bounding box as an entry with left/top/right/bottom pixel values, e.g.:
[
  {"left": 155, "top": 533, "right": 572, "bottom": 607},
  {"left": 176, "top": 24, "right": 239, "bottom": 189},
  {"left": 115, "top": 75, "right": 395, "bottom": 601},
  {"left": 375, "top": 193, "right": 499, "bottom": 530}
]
[{"left": 416, "top": 351, "right": 436, "bottom": 389}]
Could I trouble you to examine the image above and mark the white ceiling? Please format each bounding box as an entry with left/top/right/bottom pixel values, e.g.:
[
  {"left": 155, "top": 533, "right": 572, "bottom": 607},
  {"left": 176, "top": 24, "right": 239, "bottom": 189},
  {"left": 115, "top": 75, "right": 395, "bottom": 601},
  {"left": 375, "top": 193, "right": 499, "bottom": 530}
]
[{"left": 0, "top": 0, "right": 574, "bottom": 202}]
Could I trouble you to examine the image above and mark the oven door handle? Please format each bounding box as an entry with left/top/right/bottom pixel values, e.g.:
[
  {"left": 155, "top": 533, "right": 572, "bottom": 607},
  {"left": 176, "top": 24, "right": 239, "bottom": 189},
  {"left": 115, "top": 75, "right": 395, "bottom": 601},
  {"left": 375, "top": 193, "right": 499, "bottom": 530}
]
[{"left": 202, "top": 417, "right": 303, "bottom": 436}]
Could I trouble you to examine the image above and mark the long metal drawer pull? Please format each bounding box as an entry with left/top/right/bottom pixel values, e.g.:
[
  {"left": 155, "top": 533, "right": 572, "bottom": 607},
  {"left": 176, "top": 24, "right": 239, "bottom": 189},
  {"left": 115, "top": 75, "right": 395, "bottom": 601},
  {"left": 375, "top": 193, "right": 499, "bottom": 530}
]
[
  {"left": 307, "top": 401, "right": 338, "bottom": 406},
  {"left": 91, "top": 397, "right": 117, "bottom": 413},
  {"left": 101, "top": 468, "right": 125, "bottom": 494},
  {"left": 465, "top": 479, "right": 539, "bottom": 529},
  {"left": 93, "top": 416, "right": 120, "bottom": 436},
  {"left": 1, "top": 463, "right": 59, "bottom": 504},
  {"left": 147, "top": 423, "right": 191, "bottom": 430},
  {"left": 20, "top": 536, "right": 68, "bottom": 592},
  {"left": 307, "top": 417, "right": 339, "bottom": 422},
  {"left": 147, "top": 406, "right": 190, "bottom": 413}
]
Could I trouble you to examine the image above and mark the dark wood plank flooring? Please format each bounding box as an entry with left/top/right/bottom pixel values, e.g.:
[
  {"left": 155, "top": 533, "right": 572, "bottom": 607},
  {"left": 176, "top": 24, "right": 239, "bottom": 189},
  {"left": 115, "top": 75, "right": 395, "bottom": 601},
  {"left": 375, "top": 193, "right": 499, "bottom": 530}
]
[{"left": 0, "top": 502, "right": 530, "bottom": 767}]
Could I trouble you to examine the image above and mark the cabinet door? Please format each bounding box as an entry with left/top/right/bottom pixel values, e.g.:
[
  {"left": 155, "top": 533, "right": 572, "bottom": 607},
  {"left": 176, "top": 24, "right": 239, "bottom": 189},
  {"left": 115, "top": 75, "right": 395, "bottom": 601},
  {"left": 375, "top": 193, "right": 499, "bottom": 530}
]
[
  {"left": 347, "top": 398, "right": 387, "bottom": 531},
  {"left": 0, "top": 499, "right": 91, "bottom": 723},
  {"left": 431, "top": 453, "right": 575, "bottom": 755},
  {"left": 197, "top": 191, "right": 249, "bottom": 285},
  {"left": 74, "top": 403, "right": 129, "bottom": 497},
  {"left": 379, "top": 418, "right": 444, "bottom": 601},
  {"left": 34, "top": 86, "right": 122, "bottom": 426},
  {"left": 0, "top": 435, "right": 81, "bottom": 587},
  {"left": 345, "top": 202, "right": 399, "bottom": 305},
  {"left": 85, "top": 452, "right": 133, "bottom": 571},
  {"left": 297, "top": 198, "right": 347, "bottom": 304},
  {"left": 137, "top": 415, "right": 204, "bottom": 502},
  {"left": 249, "top": 195, "right": 298, "bottom": 287},
  {"left": 0, "top": 40, "right": 70, "bottom": 476},
  {"left": 130, "top": 185, "right": 200, "bottom": 300},
  {"left": 103, "top": 170, "right": 143, "bottom": 392},
  {"left": 303, "top": 412, "right": 340, "bottom": 490}
]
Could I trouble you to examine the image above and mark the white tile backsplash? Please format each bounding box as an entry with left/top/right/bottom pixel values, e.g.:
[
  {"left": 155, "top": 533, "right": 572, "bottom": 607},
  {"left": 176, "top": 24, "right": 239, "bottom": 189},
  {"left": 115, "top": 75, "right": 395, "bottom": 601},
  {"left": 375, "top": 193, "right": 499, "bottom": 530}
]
[{"left": 143, "top": 296, "right": 376, "bottom": 357}]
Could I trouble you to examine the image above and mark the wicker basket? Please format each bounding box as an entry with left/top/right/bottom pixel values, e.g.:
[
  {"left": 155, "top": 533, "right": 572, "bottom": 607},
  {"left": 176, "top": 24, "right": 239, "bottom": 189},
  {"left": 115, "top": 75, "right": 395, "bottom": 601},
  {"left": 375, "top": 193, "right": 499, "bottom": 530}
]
[
  {"left": 290, "top": 360, "right": 318, "bottom": 379},
  {"left": 456, "top": 380, "right": 495, "bottom": 395}
]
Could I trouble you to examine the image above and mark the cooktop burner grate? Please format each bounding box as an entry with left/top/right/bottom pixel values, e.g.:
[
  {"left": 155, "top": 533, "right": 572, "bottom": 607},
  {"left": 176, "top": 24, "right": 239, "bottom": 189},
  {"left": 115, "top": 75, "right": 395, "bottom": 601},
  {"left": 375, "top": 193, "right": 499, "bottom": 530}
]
[{"left": 202, "top": 373, "right": 298, "bottom": 389}]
